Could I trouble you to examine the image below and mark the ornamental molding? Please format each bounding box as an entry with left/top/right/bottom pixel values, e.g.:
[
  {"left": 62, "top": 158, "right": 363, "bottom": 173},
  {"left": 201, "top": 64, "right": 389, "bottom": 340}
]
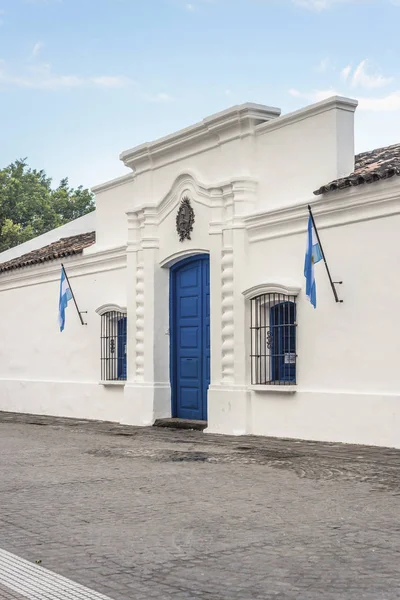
[
  {"left": 134, "top": 261, "right": 145, "bottom": 381},
  {"left": 159, "top": 248, "right": 210, "bottom": 268},
  {"left": 221, "top": 247, "right": 234, "bottom": 384},
  {"left": 95, "top": 303, "right": 127, "bottom": 316},
  {"left": 91, "top": 172, "right": 134, "bottom": 195},
  {"left": 130, "top": 171, "right": 258, "bottom": 226},
  {"left": 244, "top": 177, "right": 400, "bottom": 244},
  {"left": 255, "top": 96, "right": 357, "bottom": 138},
  {"left": 242, "top": 282, "right": 301, "bottom": 300},
  {"left": 176, "top": 196, "right": 195, "bottom": 242}
]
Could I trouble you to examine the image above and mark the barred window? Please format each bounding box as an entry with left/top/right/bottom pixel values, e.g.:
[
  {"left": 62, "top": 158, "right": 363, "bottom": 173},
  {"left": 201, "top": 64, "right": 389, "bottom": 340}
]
[
  {"left": 100, "top": 311, "right": 127, "bottom": 381},
  {"left": 250, "top": 293, "right": 297, "bottom": 385}
]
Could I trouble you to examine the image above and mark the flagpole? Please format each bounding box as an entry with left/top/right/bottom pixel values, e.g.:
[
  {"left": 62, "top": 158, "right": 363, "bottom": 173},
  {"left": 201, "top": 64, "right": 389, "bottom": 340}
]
[
  {"left": 61, "top": 263, "right": 87, "bottom": 325},
  {"left": 307, "top": 205, "right": 343, "bottom": 304}
]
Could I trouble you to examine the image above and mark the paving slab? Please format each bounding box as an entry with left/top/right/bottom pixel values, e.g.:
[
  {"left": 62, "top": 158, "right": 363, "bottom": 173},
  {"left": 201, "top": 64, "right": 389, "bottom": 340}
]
[{"left": 0, "top": 411, "right": 399, "bottom": 599}]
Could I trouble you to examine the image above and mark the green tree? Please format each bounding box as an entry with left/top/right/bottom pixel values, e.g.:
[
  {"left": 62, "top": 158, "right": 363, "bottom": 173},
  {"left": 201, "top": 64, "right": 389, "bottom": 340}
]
[{"left": 0, "top": 159, "right": 95, "bottom": 252}]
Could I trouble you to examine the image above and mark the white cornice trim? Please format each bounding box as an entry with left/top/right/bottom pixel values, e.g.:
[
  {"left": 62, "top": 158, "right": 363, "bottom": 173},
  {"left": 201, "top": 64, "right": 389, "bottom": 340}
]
[
  {"left": 0, "top": 245, "right": 127, "bottom": 291},
  {"left": 244, "top": 177, "right": 400, "bottom": 242},
  {"left": 91, "top": 173, "right": 134, "bottom": 194},
  {"left": 119, "top": 103, "right": 281, "bottom": 174},
  {"left": 243, "top": 282, "right": 301, "bottom": 300},
  {"left": 255, "top": 95, "right": 358, "bottom": 137},
  {"left": 95, "top": 303, "right": 127, "bottom": 316}
]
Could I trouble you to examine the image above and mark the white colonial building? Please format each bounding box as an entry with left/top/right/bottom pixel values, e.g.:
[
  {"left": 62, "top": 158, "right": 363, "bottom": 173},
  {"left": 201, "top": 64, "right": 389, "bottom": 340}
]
[{"left": 1, "top": 96, "right": 400, "bottom": 448}]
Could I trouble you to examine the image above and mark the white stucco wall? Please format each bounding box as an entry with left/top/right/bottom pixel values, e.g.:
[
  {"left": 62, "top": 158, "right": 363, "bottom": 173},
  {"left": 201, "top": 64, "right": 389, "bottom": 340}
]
[
  {"left": 0, "top": 251, "right": 128, "bottom": 421},
  {"left": 243, "top": 188, "right": 400, "bottom": 447},
  {"left": 254, "top": 98, "right": 356, "bottom": 209},
  {"left": 90, "top": 174, "right": 134, "bottom": 251},
  {"left": 2, "top": 96, "right": 400, "bottom": 449},
  {"left": 115, "top": 96, "right": 400, "bottom": 448}
]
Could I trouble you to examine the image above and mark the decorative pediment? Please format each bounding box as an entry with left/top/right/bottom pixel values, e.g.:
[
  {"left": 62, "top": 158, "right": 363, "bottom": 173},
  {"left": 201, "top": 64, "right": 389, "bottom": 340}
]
[
  {"left": 95, "top": 303, "right": 127, "bottom": 316},
  {"left": 242, "top": 282, "right": 301, "bottom": 300},
  {"left": 129, "top": 171, "right": 258, "bottom": 225},
  {"left": 157, "top": 171, "right": 222, "bottom": 223}
]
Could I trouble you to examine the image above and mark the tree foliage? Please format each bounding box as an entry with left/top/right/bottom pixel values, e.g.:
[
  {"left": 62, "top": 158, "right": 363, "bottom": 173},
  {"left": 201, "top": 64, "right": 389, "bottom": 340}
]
[{"left": 0, "top": 159, "right": 95, "bottom": 252}]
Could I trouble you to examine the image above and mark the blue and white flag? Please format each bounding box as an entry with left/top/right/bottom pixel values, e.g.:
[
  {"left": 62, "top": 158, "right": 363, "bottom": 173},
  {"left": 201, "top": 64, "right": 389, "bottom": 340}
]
[
  {"left": 58, "top": 267, "right": 72, "bottom": 332},
  {"left": 304, "top": 215, "right": 323, "bottom": 308}
]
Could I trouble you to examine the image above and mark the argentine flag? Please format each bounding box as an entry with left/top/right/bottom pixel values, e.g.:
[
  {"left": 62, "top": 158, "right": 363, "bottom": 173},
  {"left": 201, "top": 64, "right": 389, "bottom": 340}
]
[
  {"left": 304, "top": 215, "right": 322, "bottom": 308},
  {"left": 58, "top": 267, "right": 72, "bottom": 332}
]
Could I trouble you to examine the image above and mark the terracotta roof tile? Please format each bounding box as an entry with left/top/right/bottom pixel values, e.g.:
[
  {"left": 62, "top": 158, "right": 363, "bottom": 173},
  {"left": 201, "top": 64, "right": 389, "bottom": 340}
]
[
  {"left": 0, "top": 231, "right": 95, "bottom": 274},
  {"left": 314, "top": 143, "right": 400, "bottom": 195}
]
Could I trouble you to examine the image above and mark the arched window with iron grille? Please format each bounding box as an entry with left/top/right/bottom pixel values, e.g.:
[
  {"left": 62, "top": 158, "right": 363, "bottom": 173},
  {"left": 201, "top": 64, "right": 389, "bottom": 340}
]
[
  {"left": 96, "top": 305, "right": 127, "bottom": 382},
  {"left": 250, "top": 292, "right": 297, "bottom": 386}
]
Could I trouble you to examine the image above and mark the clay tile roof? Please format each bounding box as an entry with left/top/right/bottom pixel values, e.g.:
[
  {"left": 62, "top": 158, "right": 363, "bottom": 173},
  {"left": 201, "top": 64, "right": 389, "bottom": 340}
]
[
  {"left": 314, "top": 143, "right": 400, "bottom": 195},
  {"left": 0, "top": 231, "right": 95, "bottom": 274}
]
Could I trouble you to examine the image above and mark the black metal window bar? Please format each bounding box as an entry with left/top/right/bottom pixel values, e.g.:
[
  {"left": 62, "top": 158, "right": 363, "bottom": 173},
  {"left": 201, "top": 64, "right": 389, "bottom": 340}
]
[
  {"left": 100, "top": 311, "right": 127, "bottom": 381},
  {"left": 250, "top": 293, "right": 297, "bottom": 385}
]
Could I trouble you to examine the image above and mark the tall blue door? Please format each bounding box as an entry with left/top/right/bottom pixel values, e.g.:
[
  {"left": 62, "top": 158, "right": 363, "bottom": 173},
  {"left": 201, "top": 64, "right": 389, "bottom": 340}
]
[{"left": 171, "top": 255, "right": 210, "bottom": 421}]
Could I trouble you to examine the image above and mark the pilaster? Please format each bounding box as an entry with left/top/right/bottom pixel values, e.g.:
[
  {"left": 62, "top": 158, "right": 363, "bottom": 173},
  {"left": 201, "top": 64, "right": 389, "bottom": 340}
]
[
  {"left": 125, "top": 212, "right": 139, "bottom": 383},
  {"left": 207, "top": 179, "right": 257, "bottom": 435},
  {"left": 208, "top": 188, "right": 224, "bottom": 386},
  {"left": 123, "top": 208, "right": 170, "bottom": 425}
]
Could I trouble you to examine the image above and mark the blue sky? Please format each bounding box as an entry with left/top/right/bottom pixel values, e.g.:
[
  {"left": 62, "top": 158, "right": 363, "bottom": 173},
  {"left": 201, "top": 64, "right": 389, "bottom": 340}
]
[{"left": 0, "top": 0, "right": 400, "bottom": 189}]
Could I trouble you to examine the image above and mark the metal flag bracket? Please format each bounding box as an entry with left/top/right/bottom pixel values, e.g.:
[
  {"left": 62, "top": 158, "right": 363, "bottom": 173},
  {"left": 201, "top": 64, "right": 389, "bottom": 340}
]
[
  {"left": 61, "top": 263, "right": 88, "bottom": 325},
  {"left": 308, "top": 206, "right": 343, "bottom": 304}
]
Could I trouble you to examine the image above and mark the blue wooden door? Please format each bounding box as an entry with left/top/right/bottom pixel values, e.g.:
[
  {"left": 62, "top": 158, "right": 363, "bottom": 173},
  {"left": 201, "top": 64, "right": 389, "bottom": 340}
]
[
  {"left": 270, "top": 302, "right": 296, "bottom": 383},
  {"left": 171, "top": 255, "right": 210, "bottom": 420}
]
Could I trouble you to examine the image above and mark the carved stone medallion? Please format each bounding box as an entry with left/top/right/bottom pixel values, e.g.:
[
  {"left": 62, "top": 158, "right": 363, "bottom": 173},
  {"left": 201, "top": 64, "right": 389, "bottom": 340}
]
[{"left": 176, "top": 196, "right": 195, "bottom": 242}]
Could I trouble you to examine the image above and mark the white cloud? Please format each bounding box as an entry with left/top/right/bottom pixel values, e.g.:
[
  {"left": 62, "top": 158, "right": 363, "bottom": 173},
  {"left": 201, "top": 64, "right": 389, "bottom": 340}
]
[
  {"left": 358, "top": 91, "right": 400, "bottom": 111},
  {"left": 291, "top": 0, "right": 399, "bottom": 10},
  {"left": 341, "top": 64, "right": 352, "bottom": 81},
  {"left": 91, "top": 75, "right": 131, "bottom": 88},
  {"left": 351, "top": 59, "right": 393, "bottom": 89},
  {"left": 313, "top": 88, "right": 340, "bottom": 101},
  {"left": 146, "top": 92, "right": 174, "bottom": 102},
  {"left": 289, "top": 87, "right": 400, "bottom": 112},
  {"left": 0, "top": 59, "right": 133, "bottom": 91},
  {"left": 183, "top": 0, "right": 215, "bottom": 10},
  {"left": 289, "top": 88, "right": 339, "bottom": 101},
  {"left": 25, "top": 0, "right": 62, "bottom": 4},
  {"left": 31, "top": 41, "right": 44, "bottom": 59},
  {"left": 292, "top": 0, "right": 350, "bottom": 10},
  {"left": 0, "top": 51, "right": 171, "bottom": 102},
  {"left": 315, "top": 56, "right": 331, "bottom": 73}
]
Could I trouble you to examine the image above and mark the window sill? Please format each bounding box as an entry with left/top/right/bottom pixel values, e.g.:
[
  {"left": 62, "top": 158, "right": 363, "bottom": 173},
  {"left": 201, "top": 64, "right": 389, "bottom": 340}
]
[
  {"left": 99, "top": 381, "right": 126, "bottom": 387},
  {"left": 250, "top": 385, "right": 297, "bottom": 394}
]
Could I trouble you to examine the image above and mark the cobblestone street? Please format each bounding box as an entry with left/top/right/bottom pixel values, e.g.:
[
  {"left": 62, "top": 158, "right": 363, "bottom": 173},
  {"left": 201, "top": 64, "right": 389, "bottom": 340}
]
[{"left": 0, "top": 412, "right": 400, "bottom": 599}]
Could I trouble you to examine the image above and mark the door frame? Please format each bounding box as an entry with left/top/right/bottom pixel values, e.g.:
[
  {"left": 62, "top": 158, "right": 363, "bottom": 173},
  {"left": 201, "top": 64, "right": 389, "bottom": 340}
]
[{"left": 169, "top": 253, "right": 210, "bottom": 419}]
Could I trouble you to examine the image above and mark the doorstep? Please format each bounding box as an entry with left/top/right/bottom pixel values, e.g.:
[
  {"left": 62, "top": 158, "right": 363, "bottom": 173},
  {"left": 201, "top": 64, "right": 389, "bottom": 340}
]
[{"left": 153, "top": 418, "right": 208, "bottom": 431}]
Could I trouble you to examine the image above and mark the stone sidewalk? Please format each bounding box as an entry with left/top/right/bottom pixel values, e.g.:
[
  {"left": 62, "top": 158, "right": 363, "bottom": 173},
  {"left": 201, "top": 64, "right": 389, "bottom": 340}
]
[{"left": 0, "top": 412, "right": 400, "bottom": 599}]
